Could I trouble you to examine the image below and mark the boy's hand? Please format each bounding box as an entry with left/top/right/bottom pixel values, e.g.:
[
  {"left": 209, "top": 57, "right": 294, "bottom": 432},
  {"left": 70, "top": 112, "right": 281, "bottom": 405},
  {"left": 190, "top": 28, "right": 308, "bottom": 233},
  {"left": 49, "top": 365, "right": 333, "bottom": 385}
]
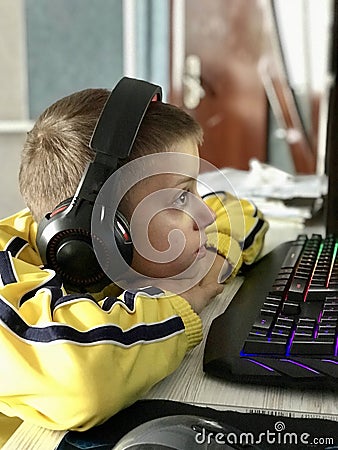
[
  {"left": 180, "top": 279, "right": 223, "bottom": 314},
  {"left": 121, "top": 250, "right": 229, "bottom": 315},
  {"left": 200, "top": 251, "right": 230, "bottom": 285},
  {"left": 180, "top": 251, "right": 226, "bottom": 314}
]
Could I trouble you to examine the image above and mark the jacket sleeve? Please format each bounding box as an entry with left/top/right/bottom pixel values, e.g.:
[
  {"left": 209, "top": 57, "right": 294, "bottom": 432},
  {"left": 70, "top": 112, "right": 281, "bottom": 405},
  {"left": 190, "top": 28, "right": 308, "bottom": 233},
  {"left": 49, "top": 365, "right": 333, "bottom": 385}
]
[
  {"left": 0, "top": 211, "right": 202, "bottom": 432},
  {"left": 204, "top": 191, "right": 269, "bottom": 280}
]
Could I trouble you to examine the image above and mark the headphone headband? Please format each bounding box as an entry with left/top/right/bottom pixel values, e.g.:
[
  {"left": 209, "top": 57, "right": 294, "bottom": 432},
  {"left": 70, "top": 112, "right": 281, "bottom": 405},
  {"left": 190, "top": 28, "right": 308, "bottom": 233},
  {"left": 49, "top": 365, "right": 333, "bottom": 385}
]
[
  {"left": 91, "top": 77, "right": 162, "bottom": 160},
  {"left": 77, "top": 77, "right": 162, "bottom": 203}
]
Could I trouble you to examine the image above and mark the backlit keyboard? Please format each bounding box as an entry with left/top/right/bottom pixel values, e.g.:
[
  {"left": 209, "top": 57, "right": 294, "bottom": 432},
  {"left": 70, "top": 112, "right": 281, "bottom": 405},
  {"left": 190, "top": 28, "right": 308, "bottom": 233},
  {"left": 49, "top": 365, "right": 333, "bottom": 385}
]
[{"left": 203, "top": 234, "right": 338, "bottom": 388}]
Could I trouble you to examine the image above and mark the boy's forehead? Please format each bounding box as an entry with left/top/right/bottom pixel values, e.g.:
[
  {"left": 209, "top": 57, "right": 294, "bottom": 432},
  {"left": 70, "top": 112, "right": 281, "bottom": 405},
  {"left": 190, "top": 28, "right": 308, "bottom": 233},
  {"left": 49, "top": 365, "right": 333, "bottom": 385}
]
[
  {"left": 124, "top": 153, "right": 200, "bottom": 203},
  {"left": 155, "top": 149, "right": 200, "bottom": 175},
  {"left": 128, "top": 150, "right": 199, "bottom": 179},
  {"left": 108, "top": 150, "right": 200, "bottom": 205},
  {"left": 142, "top": 172, "right": 196, "bottom": 191},
  {"left": 142, "top": 151, "right": 199, "bottom": 185}
]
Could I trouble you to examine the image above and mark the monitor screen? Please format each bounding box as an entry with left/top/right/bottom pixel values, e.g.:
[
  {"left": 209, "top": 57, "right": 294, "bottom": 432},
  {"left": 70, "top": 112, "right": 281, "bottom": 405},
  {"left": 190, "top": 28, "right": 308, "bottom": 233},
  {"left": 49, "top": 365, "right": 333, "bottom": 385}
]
[{"left": 325, "top": 0, "right": 338, "bottom": 234}]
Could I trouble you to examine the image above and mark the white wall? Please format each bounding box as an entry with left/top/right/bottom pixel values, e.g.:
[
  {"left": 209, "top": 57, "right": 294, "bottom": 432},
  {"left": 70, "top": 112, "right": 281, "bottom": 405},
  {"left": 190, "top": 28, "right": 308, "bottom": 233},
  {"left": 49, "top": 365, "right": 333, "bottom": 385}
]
[
  {"left": 0, "top": 0, "right": 126, "bottom": 219},
  {"left": 0, "top": 0, "right": 27, "bottom": 217}
]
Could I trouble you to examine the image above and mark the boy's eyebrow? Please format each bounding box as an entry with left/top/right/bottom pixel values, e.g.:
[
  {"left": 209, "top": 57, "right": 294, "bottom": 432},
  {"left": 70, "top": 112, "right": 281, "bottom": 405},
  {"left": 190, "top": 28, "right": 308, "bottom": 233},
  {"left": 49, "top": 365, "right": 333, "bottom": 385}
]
[{"left": 172, "top": 175, "right": 196, "bottom": 187}]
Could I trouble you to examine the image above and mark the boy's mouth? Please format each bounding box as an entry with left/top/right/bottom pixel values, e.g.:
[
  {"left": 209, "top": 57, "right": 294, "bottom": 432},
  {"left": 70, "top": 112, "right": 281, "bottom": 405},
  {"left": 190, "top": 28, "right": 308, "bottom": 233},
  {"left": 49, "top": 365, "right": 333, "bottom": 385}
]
[{"left": 195, "top": 242, "right": 207, "bottom": 259}]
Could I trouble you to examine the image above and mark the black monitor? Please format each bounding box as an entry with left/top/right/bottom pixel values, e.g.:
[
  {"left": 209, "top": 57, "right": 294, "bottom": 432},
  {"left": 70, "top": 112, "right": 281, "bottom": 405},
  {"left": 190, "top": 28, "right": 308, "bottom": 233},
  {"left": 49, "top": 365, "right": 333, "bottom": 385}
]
[{"left": 325, "top": 0, "right": 338, "bottom": 234}]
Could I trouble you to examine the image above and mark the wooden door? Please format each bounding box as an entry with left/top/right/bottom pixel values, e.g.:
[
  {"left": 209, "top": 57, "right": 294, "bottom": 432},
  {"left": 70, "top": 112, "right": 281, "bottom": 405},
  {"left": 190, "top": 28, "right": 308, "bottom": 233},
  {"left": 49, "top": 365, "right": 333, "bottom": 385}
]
[
  {"left": 169, "top": 0, "right": 317, "bottom": 173},
  {"left": 169, "top": 0, "right": 269, "bottom": 170}
]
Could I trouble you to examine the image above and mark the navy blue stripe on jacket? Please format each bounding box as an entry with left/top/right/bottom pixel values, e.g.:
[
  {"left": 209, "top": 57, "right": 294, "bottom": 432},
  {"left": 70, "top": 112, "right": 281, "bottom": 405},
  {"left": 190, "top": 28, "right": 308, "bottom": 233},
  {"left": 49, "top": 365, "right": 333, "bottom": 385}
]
[
  {"left": 0, "top": 251, "right": 17, "bottom": 285},
  {"left": 5, "top": 237, "right": 28, "bottom": 257},
  {"left": 19, "top": 271, "right": 63, "bottom": 306},
  {"left": 242, "top": 218, "right": 266, "bottom": 250},
  {"left": 0, "top": 295, "right": 185, "bottom": 347},
  {"left": 51, "top": 292, "right": 97, "bottom": 312}
]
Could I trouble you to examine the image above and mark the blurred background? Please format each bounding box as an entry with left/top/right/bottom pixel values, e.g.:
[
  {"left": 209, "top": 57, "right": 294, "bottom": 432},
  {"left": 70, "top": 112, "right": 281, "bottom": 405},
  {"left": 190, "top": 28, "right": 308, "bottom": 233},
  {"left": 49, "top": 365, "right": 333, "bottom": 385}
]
[{"left": 0, "top": 0, "right": 334, "bottom": 217}]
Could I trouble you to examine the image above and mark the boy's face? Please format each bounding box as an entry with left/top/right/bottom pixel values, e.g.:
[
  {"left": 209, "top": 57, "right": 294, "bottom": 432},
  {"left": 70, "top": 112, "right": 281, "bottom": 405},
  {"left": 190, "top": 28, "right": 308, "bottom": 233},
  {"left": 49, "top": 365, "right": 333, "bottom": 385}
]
[{"left": 126, "top": 139, "right": 216, "bottom": 280}]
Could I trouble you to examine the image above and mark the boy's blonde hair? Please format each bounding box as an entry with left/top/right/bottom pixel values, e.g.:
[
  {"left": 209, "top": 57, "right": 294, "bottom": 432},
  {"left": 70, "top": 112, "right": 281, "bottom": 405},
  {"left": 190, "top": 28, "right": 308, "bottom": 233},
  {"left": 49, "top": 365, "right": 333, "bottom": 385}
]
[{"left": 19, "top": 87, "right": 203, "bottom": 222}]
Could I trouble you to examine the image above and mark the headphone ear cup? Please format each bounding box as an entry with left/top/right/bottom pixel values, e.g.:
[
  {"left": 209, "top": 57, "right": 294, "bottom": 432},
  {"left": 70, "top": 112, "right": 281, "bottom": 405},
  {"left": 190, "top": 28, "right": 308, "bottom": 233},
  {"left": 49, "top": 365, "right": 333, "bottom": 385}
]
[
  {"left": 114, "top": 210, "right": 133, "bottom": 265},
  {"left": 37, "top": 199, "right": 110, "bottom": 292}
]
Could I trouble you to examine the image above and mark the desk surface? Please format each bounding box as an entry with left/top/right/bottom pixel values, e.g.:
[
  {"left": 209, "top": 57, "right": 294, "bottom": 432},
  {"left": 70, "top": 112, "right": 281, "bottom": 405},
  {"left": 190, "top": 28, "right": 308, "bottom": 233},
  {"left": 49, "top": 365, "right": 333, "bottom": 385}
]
[{"left": 3, "top": 220, "right": 337, "bottom": 450}]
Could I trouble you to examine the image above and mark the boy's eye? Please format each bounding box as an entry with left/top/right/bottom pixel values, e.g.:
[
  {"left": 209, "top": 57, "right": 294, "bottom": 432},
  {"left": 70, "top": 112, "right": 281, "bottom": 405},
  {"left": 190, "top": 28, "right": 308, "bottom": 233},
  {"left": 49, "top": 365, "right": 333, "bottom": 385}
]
[{"left": 174, "top": 190, "right": 189, "bottom": 206}]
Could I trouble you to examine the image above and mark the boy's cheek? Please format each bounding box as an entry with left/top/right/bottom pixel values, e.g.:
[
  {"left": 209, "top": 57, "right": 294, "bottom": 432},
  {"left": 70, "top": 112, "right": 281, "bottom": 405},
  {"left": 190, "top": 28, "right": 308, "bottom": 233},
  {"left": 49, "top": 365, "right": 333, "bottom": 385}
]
[
  {"left": 130, "top": 250, "right": 191, "bottom": 279},
  {"left": 129, "top": 212, "right": 202, "bottom": 276}
]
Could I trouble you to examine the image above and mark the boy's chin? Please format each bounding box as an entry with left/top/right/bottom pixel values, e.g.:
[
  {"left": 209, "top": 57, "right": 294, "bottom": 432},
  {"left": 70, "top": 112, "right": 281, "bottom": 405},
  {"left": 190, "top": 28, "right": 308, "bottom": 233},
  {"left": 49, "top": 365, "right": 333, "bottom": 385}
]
[
  {"left": 112, "top": 249, "right": 216, "bottom": 293},
  {"left": 121, "top": 254, "right": 213, "bottom": 293},
  {"left": 131, "top": 254, "right": 204, "bottom": 280}
]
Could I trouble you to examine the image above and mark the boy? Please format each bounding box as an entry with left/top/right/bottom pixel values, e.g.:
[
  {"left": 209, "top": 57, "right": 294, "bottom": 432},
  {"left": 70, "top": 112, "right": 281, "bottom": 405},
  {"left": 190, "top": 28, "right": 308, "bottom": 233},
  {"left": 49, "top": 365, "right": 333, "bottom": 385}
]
[{"left": 0, "top": 80, "right": 268, "bottom": 444}]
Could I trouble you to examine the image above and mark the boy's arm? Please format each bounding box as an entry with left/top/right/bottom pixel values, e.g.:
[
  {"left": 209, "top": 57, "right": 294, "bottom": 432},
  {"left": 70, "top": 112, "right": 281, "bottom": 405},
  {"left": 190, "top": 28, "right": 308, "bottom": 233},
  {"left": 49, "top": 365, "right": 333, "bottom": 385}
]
[
  {"left": 203, "top": 191, "right": 269, "bottom": 281},
  {"left": 0, "top": 253, "right": 202, "bottom": 432}
]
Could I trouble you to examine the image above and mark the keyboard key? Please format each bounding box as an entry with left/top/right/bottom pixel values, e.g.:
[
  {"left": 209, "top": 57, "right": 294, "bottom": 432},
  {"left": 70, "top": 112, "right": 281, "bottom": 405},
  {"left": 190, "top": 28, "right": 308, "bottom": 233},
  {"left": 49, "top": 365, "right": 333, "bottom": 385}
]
[
  {"left": 293, "top": 319, "right": 316, "bottom": 339},
  {"left": 323, "top": 304, "right": 338, "bottom": 314},
  {"left": 276, "top": 315, "right": 294, "bottom": 325},
  {"left": 281, "top": 244, "right": 304, "bottom": 269},
  {"left": 288, "top": 276, "right": 310, "bottom": 302},
  {"left": 294, "top": 329, "right": 313, "bottom": 339},
  {"left": 260, "top": 296, "right": 281, "bottom": 315},
  {"left": 271, "top": 327, "right": 290, "bottom": 338},
  {"left": 260, "top": 306, "right": 278, "bottom": 316},
  {"left": 274, "top": 316, "right": 295, "bottom": 332},
  {"left": 290, "top": 337, "right": 334, "bottom": 355},
  {"left": 306, "top": 286, "right": 338, "bottom": 301},
  {"left": 253, "top": 314, "right": 274, "bottom": 331},
  {"left": 282, "top": 301, "right": 301, "bottom": 315},
  {"left": 242, "top": 335, "right": 287, "bottom": 355},
  {"left": 249, "top": 329, "right": 267, "bottom": 338},
  {"left": 317, "top": 332, "right": 336, "bottom": 342},
  {"left": 318, "top": 324, "right": 337, "bottom": 337},
  {"left": 265, "top": 294, "right": 282, "bottom": 304},
  {"left": 278, "top": 267, "right": 293, "bottom": 276},
  {"left": 324, "top": 297, "right": 338, "bottom": 305},
  {"left": 299, "top": 301, "right": 323, "bottom": 320},
  {"left": 270, "top": 284, "right": 288, "bottom": 295},
  {"left": 321, "top": 314, "right": 338, "bottom": 323}
]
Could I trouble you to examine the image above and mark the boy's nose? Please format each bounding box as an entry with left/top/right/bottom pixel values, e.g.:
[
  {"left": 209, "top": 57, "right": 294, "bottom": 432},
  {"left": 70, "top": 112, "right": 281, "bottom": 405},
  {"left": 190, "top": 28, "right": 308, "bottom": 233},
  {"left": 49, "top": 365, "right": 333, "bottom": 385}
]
[{"left": 192, "top": 197, "right": 216, "bottom": 231}]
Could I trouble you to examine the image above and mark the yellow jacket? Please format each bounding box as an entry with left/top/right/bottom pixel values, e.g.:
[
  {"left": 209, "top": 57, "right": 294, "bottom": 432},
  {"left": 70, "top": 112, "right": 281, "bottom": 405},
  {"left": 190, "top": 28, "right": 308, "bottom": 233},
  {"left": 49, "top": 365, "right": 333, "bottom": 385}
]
[{"left": 0, "top": 192, "right": 268, "bottom": 444}]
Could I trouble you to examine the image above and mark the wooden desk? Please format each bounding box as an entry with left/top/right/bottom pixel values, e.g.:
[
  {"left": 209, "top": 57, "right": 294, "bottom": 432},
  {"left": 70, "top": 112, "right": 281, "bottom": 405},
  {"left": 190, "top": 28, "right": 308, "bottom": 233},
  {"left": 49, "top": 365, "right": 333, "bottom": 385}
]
[{"left": 3, "top": 222, "right": 337, "bottom": 449}]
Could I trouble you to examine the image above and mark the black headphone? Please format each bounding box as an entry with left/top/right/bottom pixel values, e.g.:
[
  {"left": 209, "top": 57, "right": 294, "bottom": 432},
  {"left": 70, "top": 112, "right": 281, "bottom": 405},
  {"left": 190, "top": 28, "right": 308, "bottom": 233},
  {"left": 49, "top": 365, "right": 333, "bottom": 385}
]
[{"left": 36, "top": 77, "right": 162, "bottom": 292}]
